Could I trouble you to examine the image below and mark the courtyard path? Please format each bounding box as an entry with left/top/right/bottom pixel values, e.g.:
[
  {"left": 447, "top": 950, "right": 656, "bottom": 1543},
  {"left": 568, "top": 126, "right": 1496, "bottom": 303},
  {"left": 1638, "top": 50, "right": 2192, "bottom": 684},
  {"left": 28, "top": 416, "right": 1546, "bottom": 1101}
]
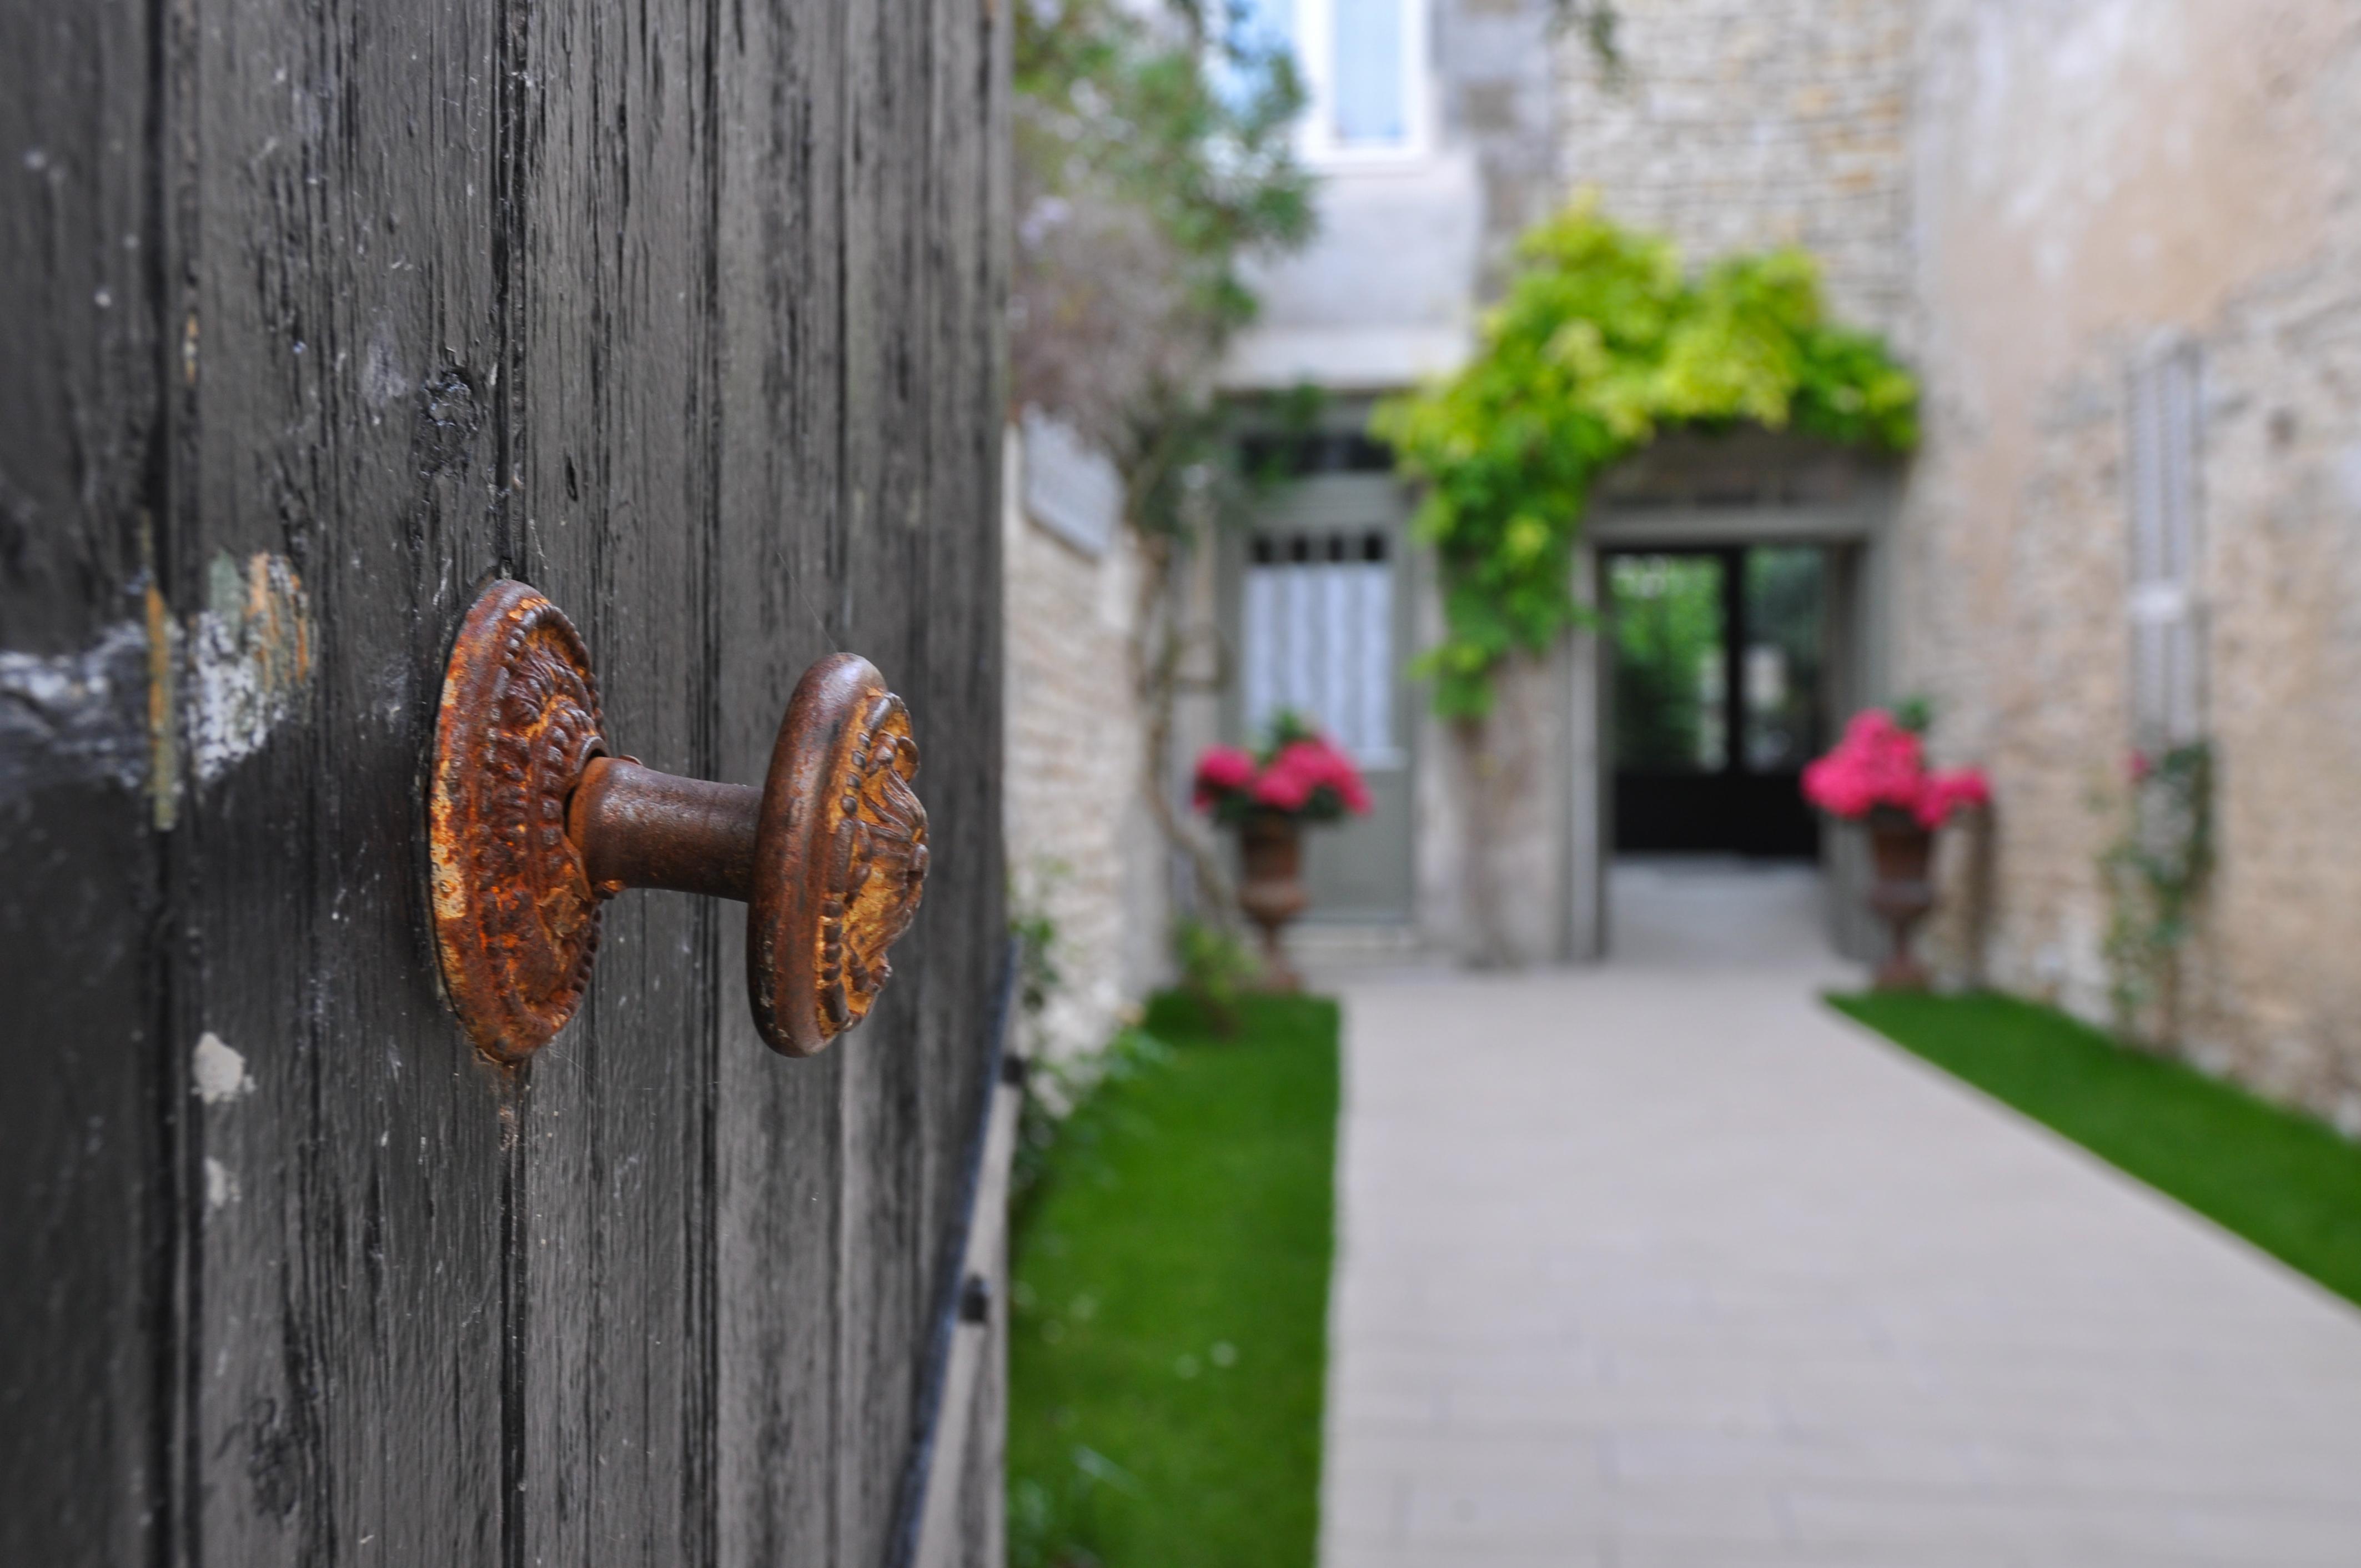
[{"left": 1315, "top": 870, "right": 2361, "bottom": 1566}]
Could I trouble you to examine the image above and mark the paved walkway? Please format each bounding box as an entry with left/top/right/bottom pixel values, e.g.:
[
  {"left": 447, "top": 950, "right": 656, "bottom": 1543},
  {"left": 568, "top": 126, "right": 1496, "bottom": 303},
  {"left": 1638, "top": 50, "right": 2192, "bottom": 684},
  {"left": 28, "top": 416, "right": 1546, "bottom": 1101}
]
[{"left": 1316, "top": 865, "right": 2361, "bottom": 1566}]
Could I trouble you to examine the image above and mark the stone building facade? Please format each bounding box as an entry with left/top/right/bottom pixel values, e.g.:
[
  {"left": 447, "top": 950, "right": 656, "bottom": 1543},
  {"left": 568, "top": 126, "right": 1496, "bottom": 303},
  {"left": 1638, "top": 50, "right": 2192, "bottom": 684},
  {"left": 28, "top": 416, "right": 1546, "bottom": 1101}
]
[
  {"left": 1557, "top": 0, "right": 1914, "bottom": 345},
  {"left": 1556, "top": 0, "right": 2361, "bottom": 1128},
  {"left": 1898, "top": 0, "right": 2361, "bottom": 1128},
  {"left": 1036, "top": 0, "right": 2361, "bottom": 1128},
  {"left": 1001, "top": 426, "right": 1166, "bottom": 1065}
]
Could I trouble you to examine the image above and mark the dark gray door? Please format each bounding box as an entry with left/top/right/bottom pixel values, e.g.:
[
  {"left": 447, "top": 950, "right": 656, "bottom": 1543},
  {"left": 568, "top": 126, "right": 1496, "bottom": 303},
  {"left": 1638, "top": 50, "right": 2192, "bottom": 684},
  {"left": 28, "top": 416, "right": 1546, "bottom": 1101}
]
[
  {"left": 1226, "top": 471, "right": 1417, "bottom": 924},
  {"left": 1, "top": 3, "right": 1008, "bottom": 1563}
]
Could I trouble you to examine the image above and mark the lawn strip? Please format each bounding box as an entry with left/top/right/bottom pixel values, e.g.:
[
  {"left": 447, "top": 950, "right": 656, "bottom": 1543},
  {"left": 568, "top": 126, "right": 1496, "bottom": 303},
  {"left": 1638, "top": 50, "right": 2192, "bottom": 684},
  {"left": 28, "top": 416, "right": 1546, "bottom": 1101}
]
[
  {"left": 1008, "top": 992, "right": 1339, "bottom": 1567},
  {"left": 1832, "top": 989, "right": 2361, "bottom": 1308}
]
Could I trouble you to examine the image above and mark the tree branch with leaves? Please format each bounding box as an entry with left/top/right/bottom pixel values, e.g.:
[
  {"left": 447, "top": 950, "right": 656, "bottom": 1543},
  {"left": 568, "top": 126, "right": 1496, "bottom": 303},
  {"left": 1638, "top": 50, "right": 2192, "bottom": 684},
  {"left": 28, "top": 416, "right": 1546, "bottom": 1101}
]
[{"left": 1012, "top": 0, "right": 1315, "bottom": 929}]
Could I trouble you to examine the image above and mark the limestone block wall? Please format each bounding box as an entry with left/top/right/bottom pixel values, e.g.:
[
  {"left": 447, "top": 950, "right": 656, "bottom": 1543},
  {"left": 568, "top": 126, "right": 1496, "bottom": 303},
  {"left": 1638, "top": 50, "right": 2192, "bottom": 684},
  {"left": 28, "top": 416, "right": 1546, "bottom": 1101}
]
[
  {"left": 1901, "top": 1, "right": 2361, "bottom": 1127},
  {"left": 1001, "top": 428, "right": 1164, "bottom": 1065},
  {"left": 1556, "top": 0, "right": 1915, "bottom": 344}
]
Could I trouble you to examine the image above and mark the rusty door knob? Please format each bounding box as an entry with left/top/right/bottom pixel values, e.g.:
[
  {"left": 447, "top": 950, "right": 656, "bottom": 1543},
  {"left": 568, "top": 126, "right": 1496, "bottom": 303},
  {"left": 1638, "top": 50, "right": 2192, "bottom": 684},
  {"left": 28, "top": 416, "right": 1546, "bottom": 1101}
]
[{"left": 429, "top": 580, "right": 928, "bottom": 1063}]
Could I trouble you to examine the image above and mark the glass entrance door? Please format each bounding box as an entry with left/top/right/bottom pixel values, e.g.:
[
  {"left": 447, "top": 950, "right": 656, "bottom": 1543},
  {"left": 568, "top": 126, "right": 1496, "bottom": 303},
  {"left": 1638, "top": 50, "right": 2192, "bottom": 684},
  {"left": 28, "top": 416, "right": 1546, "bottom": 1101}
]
[{"left": 1608, "top": 545, "right": 1826, "bottom": 857}]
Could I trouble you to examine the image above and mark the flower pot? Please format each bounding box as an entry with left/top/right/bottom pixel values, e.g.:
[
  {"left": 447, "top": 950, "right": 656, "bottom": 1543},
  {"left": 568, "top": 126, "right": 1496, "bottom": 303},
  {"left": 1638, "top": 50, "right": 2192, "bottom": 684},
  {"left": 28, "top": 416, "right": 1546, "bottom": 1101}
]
[
  {"left": 1237, "top": 811, "right": 1310, "bottom": 992},
  {"left": 1864, "top": 807, "right": 1935, "bottom": 991}
]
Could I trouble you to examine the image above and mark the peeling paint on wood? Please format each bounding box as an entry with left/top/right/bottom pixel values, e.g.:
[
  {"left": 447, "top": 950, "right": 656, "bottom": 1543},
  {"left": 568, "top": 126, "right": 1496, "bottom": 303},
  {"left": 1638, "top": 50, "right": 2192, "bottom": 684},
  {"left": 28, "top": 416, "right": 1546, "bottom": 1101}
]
[
  {"left": 192, "top": 1032, "right": 252, "bottom": 1104},
  {"left": 0, "top": 552, "right": 313, "bottom": 812},
  {"left": 186, "top": 552, "right": 312, "bottom": 786},
  {"left": 0, "top": 622, "right": 152, "bottom": 797}
]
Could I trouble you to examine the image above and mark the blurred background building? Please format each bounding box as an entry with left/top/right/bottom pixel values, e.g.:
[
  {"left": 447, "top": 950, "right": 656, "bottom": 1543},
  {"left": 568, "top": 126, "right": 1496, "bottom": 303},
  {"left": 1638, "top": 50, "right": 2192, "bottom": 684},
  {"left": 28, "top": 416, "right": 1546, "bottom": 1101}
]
[{"left": 1007, "top": 0, "right": 2361, "bottom": 1129}]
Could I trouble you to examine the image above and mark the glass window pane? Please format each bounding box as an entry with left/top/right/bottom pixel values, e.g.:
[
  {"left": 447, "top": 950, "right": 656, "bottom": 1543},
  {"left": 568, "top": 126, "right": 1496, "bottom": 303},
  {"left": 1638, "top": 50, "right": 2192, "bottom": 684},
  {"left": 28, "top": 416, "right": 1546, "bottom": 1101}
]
[
  {"left": 1741, "top": 546, "right": 1823, "bottom": 773},
  {"left": 1243, "top": 529, "right": 1398, "bottom": 766},
  {"left": 1611, "top": 554, "right": 1725, "bottom": 774},
  {"left": 1330, "top": 0, "right": 1406, "bottom": 145}
]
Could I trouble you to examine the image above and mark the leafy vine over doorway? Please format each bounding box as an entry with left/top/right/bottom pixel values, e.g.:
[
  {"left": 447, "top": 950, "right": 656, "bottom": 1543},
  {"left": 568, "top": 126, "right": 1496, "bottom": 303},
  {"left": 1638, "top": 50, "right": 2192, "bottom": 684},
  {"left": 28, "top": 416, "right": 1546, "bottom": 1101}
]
[{"left": 1372, "top": 195, "right": 1918, "bottom": 961}]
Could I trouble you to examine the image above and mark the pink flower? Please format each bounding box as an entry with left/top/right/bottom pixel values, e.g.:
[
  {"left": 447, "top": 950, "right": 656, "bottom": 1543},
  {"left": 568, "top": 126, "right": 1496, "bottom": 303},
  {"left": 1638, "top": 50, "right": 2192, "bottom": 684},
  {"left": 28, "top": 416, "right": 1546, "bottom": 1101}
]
[
  {"left": 1192, "top": 745, "right": 1257, "bottom": 812},
  {"left": 1200, "top": 729, "right": 1375, "bottom": 820},
  {"left": 1915, "top": 767, "right": 1991, "bottom": 827},
  {"left": 1250, "top": 736, "right": 1374, "bottom": 818},
  {"left": 1802, "top": 708, "right": 1987, "bottom": 827},
  {"left": 2127, "top": 750, "right": 2153, "bottom": 782}
]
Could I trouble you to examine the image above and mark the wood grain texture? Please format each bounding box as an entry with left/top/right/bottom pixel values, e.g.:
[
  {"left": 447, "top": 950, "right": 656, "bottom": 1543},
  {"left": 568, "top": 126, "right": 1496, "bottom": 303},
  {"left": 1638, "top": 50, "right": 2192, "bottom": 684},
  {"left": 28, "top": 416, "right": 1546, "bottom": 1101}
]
[
  {"left": 0, "top": 4, "right": 164, "bottom": 1561},
  {"left": 506, "top": 0, "right": 719, "bottom": 1561},
  {"left": 5, "top": 0, "right": 1006, "bottom": 1559},
  {"left": 175, "top": 0, "right": 514, "bottom": 1559}
]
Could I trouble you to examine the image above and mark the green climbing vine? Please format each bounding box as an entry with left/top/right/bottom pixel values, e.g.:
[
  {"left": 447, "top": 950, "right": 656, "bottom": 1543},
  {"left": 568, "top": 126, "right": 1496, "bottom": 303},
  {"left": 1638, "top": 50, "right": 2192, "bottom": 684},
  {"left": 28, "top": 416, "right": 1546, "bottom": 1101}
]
[
  {"left": 2101, "top": 740, "right": 2214, "bottom": 1045},
  {"left": 1372, "top": 194, "right": 1920, "bottom": 717}
]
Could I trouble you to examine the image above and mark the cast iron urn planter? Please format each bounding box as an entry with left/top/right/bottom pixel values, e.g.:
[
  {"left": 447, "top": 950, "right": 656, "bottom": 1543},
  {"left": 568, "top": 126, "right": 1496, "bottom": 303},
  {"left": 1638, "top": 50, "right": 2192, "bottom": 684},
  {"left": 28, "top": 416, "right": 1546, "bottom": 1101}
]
[
  {"left": 1863, "top": 806, "right": 1936, "bottom": 991},
  {"left": 1236, "top": 810, "right": 1311, "bottom": 993}
]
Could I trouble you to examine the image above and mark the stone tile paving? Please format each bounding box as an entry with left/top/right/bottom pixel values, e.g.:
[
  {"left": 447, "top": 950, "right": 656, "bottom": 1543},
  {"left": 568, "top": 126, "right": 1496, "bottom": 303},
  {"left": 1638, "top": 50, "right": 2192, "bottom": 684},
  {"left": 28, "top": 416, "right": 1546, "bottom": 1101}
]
[{"left": 1317, "top": 958, "right": 2361, "bottom": 1566}]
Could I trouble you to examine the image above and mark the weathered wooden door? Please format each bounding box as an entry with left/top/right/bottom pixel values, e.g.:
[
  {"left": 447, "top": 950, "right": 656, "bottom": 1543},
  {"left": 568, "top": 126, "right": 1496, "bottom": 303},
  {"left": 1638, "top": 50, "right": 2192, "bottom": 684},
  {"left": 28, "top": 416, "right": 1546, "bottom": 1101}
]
[{"left": 1, "top": 2, "right": 1008, "bottom": 1563}]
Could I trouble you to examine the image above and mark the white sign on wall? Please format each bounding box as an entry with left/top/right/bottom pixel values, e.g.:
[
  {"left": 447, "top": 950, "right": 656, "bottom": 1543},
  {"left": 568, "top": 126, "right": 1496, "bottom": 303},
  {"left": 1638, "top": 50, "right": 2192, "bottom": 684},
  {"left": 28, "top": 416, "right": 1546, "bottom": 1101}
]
[{"left": 1020, "top": 406, "right": 1122, "bottom": 559}]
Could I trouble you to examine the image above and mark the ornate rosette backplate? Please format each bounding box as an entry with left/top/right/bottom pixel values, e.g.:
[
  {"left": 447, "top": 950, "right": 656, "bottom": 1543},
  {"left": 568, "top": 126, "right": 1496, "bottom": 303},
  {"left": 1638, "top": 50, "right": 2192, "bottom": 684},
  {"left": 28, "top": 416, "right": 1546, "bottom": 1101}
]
[
  {"left": 749, "top": 652, "right": 930, "bottom": 1057},
  {"left": 429, "top": 580, "right": 607, "bottom": 1062}
]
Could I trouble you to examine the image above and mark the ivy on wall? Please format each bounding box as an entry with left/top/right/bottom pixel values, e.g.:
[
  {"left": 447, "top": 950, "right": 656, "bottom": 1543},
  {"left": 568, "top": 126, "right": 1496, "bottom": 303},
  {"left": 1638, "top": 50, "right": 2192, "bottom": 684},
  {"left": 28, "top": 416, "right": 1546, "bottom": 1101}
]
[{"left": 1372, "top": 195, "right": 1920, "bottom": 716}]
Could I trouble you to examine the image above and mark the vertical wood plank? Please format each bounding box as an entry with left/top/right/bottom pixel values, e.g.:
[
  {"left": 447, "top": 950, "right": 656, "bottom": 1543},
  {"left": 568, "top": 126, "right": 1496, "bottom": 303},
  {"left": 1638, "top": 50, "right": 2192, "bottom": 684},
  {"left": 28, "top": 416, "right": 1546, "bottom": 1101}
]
[
  {"left": 835, "top": 0, "right": 933, "bottom": 1556},
  {"left": 0, "top": 2, "right": 163, "bottom": 1562},
  {"left": 928, "top": 0, "right": 1012, "bottom": 1542},
  {"left": 712, "top": 0, "right": 851, "bottom": 1559},
  {"left": 506, "top": 0, "right": 717, "bottom": 1559},
  {"left": 176, "top": 1, "right": 511, "bottom": 1560}
]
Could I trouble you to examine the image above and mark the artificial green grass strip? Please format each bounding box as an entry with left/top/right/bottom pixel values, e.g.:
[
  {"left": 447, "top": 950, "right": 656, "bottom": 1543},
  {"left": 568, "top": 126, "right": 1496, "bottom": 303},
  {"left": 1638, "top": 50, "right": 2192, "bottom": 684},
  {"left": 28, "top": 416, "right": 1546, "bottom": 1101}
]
[
  {"left": 1831, "top": 989, "right": 2361, "bottom": 1308},
  {"left": 1007, "top": 992, "right": 1339, "bottom": 1568}
]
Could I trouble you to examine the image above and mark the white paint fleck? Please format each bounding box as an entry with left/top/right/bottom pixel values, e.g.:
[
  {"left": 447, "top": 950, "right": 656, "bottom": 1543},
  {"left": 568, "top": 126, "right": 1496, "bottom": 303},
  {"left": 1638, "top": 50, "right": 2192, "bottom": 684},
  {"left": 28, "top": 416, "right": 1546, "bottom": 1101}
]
[
  {"left": 193, "top": 1031, "right": 252, "bottom": 1104},
  {"left": 361, "top": 316, "right": 408, "bottom": 411},
  {"left": 187, "top": 552, "right": 312, "bottom": 785},
  {"left": 203, "top": 1156, "right": 238, "bottom": 1211}
]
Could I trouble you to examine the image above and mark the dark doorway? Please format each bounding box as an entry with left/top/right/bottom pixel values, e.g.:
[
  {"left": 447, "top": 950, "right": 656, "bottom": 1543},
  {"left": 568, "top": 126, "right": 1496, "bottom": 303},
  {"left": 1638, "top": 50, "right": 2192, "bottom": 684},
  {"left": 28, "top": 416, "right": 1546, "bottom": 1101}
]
[{"left": 1608, "top": 546, "right": 1826, "bottom": 858}]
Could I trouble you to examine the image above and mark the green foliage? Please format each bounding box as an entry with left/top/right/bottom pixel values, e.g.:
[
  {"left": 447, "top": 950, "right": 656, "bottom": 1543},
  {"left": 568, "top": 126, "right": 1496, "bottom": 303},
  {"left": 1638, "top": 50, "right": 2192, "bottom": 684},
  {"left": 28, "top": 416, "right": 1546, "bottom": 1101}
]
[
  {"left": 1832, "top": 989, "right": 2361, "bottom": 1309},
  {"left": 1891, "top": 693, "right": 1936, "bottom": 735},
  {"left": 1610, "top": 555, "right": 1722, "bottom": 770},
  {"left": 1373, "top": 195, "right": 1918, "bottom": 716},
  {"left": 1012, "top": 1023, "right": 1174, "bottom": 1218},
  {"left": 1008, "top": 993, "right": 1339, "bottom": 1568},
  {"left": 1171, "top": 914, "right": 1260, "bottom": 1033},
  {"left": 2099, "top": 741, "right": 2214, "bottom": 1042},
  {"left": 1011, "top": 868, "right": 1066, "bottom": 1024},
  {"left": 1016, "top": 0, "right": 1309, "bottom": 338},
  {"left": 1012, "top": 0, "right": 1315, "bottom": 536}
]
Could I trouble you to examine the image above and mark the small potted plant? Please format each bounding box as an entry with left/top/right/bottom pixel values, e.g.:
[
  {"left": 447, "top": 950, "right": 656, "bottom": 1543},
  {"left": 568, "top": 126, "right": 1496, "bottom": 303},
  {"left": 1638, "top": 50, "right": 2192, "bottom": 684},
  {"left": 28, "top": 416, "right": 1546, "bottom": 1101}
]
[
  {"left": 1802, "top": 707, "right": 1990, "bottom": 989},
  {"left": 1192, "top": 714, "right": 1373, "bottom": 989}
]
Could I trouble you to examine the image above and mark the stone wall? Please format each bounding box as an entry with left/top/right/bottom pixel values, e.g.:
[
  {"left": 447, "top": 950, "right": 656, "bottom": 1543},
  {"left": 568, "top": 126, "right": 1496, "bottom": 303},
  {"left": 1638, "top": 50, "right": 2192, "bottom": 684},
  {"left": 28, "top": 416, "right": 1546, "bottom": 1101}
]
[
  {"left": 1549, "top": 1, "right": 2361, "bottom": 1127},
  {"left": 1556, "top": 0, "right": 1915, "bottom": 344},
  {"left": 1901, "top": 1, "right": 2361, "bottom": 1128},
  {"left": 1001, "top": 428, "right": 1165, "bottom": 1065}
]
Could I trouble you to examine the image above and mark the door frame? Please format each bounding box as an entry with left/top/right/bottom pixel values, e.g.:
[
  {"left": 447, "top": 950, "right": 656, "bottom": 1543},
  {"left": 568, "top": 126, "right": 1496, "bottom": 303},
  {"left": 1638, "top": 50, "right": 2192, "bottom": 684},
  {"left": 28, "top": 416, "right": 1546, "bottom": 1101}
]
[{"left": 1571, "top": 450, "right": 1901, "bottom": 959}]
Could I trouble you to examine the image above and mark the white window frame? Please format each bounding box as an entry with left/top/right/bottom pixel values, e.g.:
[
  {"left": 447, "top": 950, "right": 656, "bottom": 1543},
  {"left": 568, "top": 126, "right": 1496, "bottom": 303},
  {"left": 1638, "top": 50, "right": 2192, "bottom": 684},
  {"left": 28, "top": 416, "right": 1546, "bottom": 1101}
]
[{"left": 1224, "top": 0, "right": 1433, "bottom": 169}]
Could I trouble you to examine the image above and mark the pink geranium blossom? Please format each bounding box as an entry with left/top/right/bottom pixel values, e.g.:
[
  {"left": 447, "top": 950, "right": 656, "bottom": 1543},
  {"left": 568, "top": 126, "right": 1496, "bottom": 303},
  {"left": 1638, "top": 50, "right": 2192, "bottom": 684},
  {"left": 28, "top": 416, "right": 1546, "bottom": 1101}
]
[
  {"left": 1801, "top": 709, "right": 1990, "bottom": 827},
  {"left": 1192, "top": 726, "right": 1374, "bottom": 824},
  {"left": 1192, "top": 745, "right": 1257, "bottom": 810}
]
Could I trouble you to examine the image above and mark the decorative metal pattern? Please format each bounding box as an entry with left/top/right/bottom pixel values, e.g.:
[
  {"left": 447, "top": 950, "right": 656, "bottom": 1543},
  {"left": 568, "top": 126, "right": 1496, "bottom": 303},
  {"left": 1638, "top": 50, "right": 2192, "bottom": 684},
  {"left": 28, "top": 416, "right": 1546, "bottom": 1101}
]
[
  {"left": 428, "top": 580, "right": 607, "bottom": 1062},
  {"left": 750, "top": 655, "right": 931, "bottom": 1056}
]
